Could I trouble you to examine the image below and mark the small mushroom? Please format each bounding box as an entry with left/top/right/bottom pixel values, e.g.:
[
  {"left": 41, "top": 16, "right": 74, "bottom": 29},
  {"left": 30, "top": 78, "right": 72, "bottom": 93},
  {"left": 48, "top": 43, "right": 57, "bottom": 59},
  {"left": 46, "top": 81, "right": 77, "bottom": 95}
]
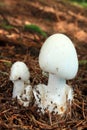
[
  {"left": 10, "top": 61, "right": 33, "bottom": 106},
  {"left": 33, "top": 33, "right": 78, "bottom": 115}
]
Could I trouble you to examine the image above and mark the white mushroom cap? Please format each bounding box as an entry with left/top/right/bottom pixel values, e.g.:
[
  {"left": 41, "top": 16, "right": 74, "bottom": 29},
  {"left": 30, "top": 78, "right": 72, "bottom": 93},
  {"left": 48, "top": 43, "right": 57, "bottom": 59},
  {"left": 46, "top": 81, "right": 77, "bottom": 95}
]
[
  {"left": 39, "top": 33, "right": 78, "bottom": 80},
  {"left": 10, "top": 61, "right": 30, "bottom": 82}
]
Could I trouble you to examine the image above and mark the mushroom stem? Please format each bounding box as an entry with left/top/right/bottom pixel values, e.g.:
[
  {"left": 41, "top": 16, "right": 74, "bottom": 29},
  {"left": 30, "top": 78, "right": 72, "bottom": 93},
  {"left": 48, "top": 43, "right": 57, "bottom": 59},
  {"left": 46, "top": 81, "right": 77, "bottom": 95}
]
[
  {"left": 47, "top": 73, "right": 73, "bottom": 114},
  {"left": 12, "top": 80, "right": 24, "bottom": 98},
  {"left": 48, "top": 73, "right": 66, "bottom": 94}
]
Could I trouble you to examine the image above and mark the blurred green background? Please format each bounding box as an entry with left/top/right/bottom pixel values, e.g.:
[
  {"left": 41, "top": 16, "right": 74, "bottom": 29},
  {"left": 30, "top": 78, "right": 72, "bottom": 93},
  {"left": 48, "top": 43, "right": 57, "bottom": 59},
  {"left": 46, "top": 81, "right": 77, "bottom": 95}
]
[{"left": 68, "top": 0, "right": 87, "bottom": 7}]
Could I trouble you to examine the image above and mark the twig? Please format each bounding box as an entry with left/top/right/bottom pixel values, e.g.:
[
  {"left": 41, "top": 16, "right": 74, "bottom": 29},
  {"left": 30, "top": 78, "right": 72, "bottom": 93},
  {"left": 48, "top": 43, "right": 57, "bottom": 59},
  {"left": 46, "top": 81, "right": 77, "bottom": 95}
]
[
  {"left": 0, "top": 70, "right": 9, "bottom": 76},
  {"left": 82, "top": 99, "right": 86, "bottom": 119},
  {"left": 0, "top": 59, "right": 12, "bottom": 64},
  {"left": 74, "top": 120, "right": 84, "bottom": 128},
  {"left": 0, "top": 109, "right": 11, "bottom": 116},
  {"left": 28, "top": 114, "right": 59, "bottom": 130},
  {"left": 48, "top": 111, "right": 52, "bottom": 126},
  {"left": 73, "top": 101, "right": 82, "bottom": 109}
]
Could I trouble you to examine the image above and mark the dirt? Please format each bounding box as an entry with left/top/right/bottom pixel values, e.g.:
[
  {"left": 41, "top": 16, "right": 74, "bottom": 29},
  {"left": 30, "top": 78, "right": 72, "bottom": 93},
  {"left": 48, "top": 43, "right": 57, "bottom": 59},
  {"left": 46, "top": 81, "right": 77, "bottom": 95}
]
[{"left": 0, "top": 0, "right": 87, "bottom": 129}]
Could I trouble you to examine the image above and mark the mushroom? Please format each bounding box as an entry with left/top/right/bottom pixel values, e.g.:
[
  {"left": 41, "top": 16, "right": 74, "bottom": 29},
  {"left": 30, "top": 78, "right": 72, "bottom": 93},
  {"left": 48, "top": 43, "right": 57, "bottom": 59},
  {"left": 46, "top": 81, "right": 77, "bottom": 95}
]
[
  {"left": 10, "top": 61, "right": 33, "bottom": 106},
  {"left": 33, "top": 33, "right": 78, "bottom": 115}
]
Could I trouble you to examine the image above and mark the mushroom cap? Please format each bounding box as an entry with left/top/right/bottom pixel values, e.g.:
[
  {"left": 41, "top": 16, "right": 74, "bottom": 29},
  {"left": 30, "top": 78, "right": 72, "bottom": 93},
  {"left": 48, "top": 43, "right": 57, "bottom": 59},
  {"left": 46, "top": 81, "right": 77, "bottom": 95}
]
[
  {"left": 39, "top": 33, "right": 78, "bottom": 79},
  {"left": 10, "top": 61, "right": 30, "bottom": 81}
]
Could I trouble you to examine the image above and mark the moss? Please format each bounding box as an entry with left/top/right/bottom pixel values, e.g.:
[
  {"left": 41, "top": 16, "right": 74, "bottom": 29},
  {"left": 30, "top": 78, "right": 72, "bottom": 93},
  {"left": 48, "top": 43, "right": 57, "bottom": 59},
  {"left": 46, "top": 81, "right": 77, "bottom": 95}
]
[
  {"left": 0, "top": 2, "right": 5, "bottom": 7},
  {"left": 1, "top": 22, "right": 14, "bottom": 30},
  {"left": 79, "top": 60, "right": 87, "bottom": 66},
  {"left": 24, "top": 24, "right": 47, "bottom": 38},
  {"left": 69, "top": 0, "right": 87, "bottom": 8}
]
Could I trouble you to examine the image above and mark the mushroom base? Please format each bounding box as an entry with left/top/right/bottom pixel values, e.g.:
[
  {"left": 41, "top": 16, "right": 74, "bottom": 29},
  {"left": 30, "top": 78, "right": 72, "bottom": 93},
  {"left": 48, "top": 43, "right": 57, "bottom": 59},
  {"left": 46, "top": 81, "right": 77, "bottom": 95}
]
[
  {"left": 33, "top": 84, "right": 73, "bottom": 115},
  {"left": 15, "top": 85, "right": 33, "bottom": 107}
]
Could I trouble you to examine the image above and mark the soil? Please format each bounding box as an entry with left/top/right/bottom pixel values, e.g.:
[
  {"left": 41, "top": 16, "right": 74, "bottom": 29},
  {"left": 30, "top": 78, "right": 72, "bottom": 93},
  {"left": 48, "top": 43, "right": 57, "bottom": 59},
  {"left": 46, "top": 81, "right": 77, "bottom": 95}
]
[{"left": 0, "top": 0, "right": 87, "bottom": 129}]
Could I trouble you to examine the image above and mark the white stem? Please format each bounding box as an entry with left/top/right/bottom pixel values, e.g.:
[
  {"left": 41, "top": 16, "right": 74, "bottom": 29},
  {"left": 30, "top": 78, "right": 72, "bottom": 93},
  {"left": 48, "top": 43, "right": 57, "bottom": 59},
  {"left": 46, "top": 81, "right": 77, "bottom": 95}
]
[
  {"left": 47, "top": 73, "right": 66, "bottom": 94},
  {"left": 12, "top": 80, "right": 24, "bottom": 98}
]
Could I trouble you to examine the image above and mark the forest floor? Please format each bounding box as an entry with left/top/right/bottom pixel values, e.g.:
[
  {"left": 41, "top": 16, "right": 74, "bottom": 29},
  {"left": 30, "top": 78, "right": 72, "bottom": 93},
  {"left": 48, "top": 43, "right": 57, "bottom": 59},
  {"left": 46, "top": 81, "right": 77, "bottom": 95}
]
[{"left": 0, "top": 0, "right": 87, "bottom": 129}]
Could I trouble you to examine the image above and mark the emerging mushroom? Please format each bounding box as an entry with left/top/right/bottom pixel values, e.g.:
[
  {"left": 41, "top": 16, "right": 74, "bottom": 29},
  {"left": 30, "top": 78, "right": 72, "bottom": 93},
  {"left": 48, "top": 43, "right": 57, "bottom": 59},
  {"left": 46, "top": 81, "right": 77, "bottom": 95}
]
[
  {"left": 33, "top": 33, "right": 78, "bottom": 115},
  {"left": 10, "top": 61, "right": 33, "bottom": 107}
]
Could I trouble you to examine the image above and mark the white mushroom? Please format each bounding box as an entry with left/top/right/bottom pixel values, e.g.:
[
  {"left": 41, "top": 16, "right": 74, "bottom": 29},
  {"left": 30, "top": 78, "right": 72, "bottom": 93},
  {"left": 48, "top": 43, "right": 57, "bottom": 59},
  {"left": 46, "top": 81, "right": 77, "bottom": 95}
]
[
  {"left": 10, "top": 61, "right": 33, "bottom": 106},
  {"left": 33, "top": 33, "right": 78, "bottom": 115}
]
